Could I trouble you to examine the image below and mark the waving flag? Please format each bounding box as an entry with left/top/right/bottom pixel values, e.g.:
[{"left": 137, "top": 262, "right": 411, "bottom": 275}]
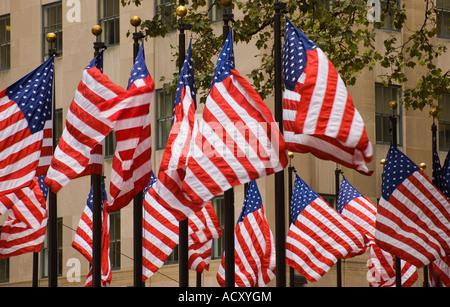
[
  {"left": 0, "top": 57, "right": 54, "bottom": 195},
  {"left": 107, "top": 42, "right": 154, "bottom": 212},
  {"left": 375, "top": 145, "right": 450, "bottom": 268},
  {"left": 180, "top": 30, "right": 288, "bottom": 219},
  {"left": 286, "top": 174, "right": 367, "bottom": 282},
  {"left": 0, "top": 177, "right": 48, "bottom": 258},
  {"left": 282, "top": 18, "right": 372, "bottom": 175},
  {"left": 45, "top": 52, "right": 123, "bottom": 193},
  {"left": 217, "top": 180, "right": 275, "bottom": 287},
  {"left": 72, "top": 177, "right": 111, "bottom": 287},
  {"left": 337, "top": 176, "right": 417, "bottom": 287}
]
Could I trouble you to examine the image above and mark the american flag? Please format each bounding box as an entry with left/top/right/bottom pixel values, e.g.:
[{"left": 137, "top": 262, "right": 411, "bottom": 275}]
[
  {"left": 106, "top": 42, "right": 154, "bottom": 212},
  {"left": 45, "top": 51, "right": 122, "bottom": 193},
  {"left": 0, "top": 176, "right": 48, "bottom": 258},
  {"left": 0, "top": 57, "right": 54, "bottom": 195},
  {"left": 282, "top": 18, "right": 373, "bottom": 175},
  {"left": 375, "top": 145, "right": 450, "bottom": 268},
  {"left": 72, "top": 177, "right": 111, "bottom": 287},
  {"left": 337, "top": 176, "right": 418, "bottom": 287},
  {"left": 286, "top": 174, "right": 368, "bottom": 282},
  {"left": 180, "top": 30, "right": 288, "bottom": 217},
  {"left": 217, "top": 180, "right": 275, "bottom": 287}
]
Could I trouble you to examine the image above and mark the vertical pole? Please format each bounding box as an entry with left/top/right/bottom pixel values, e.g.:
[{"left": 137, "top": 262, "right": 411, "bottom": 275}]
[
  {"left": 46, "top": 33, "right": 58, "bottom": 288},
  {"left": 222, "top": 9, "right": 235, "bottom": 287},
  {"left": 91, "top": 26, "right": 106, "bottom": 288},
  {"left": 131, "top": 16, "right": 145, "bottom": 288},
  {"left": 288, "top": 152, "right": 294, "bottom": 287},
  {"left": 389, "top": 101, "right": 401, "bottom": 287},
  {"left": 177, "top": 12, "right": 191, "bottom": 287},
  {"left": 335, "top": 167, "right": 342, "bottom": 287},
  {"left": 274, "top": 1, "right": 287, "bottom": 287}
]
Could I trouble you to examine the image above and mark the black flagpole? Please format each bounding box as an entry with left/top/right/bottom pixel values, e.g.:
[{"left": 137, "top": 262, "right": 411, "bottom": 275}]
[
  {"left": 222, "top": 3, "right": 235, "bottom": 287},
  {"left": 176, "top": 5, "right": 191, "bottom": 287},
  {"left": 335, "top": 166, "right": 343, "bottom": 287},
  {"left": 43, "top": 32, "right": 57, "bottom": 288},
  {"left": 389, "top": 100, "right": 401, "bottom": 287},
  {"left": 91, "top": 25, "right": 106, "bottom": 288},
  {"left": 288, "top": 152, "right": 295, "bottom": 287},
  {"left": 130, "top": 16, "right": 146, "bottom": 288},
  {"left": 274, "top": 1, "right": 287, "bottom": 287}
]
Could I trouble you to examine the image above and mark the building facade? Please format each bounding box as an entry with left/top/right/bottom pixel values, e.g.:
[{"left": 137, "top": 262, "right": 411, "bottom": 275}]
[{"left": 0, "top": 0, "right": 448, "bottom": 287}]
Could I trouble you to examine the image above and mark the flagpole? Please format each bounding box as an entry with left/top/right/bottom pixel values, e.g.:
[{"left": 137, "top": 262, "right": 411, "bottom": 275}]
[
  {"left": 44, "top": 32, "right": 58, "bottom": 288},
  {"left": 222, "top": 0, "right": 235, "bottom": 287},
  {"left": 91, "top": 25, "right": 106, "bottom": 287},
  {"left": 335, "top": 166, "right": 343, "bottom": 287},
  {"left": 287, "top": 152, "right": 295, "bottom": 287},
  {"left": 274, "top": 1, "right": 287, "bottom": 287},
  {"left": 389, "top": 100, "right": 401, "bottom": 287},
  {"left": 176, "top": 5, "right": 192, "bottom": 287}
]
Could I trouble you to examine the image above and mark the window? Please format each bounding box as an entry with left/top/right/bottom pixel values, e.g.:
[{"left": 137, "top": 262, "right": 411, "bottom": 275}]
[
  {"left": 43, "top": 2, "right": 63, "bottom": 59},
  {"left": 109, "top": 211, "right": 121, "bottom": 269},
  {"left": 54, "top": 108, "right": 63, "bottom": 145},
  {"left": 0, "top": 14, "right": 10, "bottom": 71},
  {"left": 375, "top": 83, "right": 402, "bottom": 145},
  {"left": 104, "top": 131, "right": 117, "bottom": 158},
  {"left": 211, "top": 195, "right": 224, "bottom": 259},
  {"left": 99, "top": 0, "right": 120, "bottom": 46},
  {"left": 156, "top": 0, "right": 176, "bottom": 30},
  {"left": 156, "top": 89, "right": 174, "bottom": 150},
  {"left": 320, "top": 194, "right": 336, "bottom": 210},
  {"left": 378, "top": 0, "right": 401, "bottom": 31},
  {"left": 437, "top": 0, "right": 450, "bottom": 38},
  {"left": 0, "top": 228, "right": 9, "bottom": 283},
  {"left": 209, "top": 0, "right": 232, "bottom": 22},
  {"left": 42, "top": 218, "right": 63, "bottom": 278},
  {"left": 439, "top": 93, "right": 450, "bottom": 151}
]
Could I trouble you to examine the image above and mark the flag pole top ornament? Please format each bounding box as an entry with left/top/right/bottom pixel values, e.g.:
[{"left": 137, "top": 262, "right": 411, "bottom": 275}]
[
  {"left": 46, "top": 32, "right": 57, "bottom": 44},
  {"left": 91, "top": 25, "right": 102, "bottom": 37},
  {"left": 220, "top": 0, "right": 232, "bottom": 7},
  {"left": 419, "top": 163, "right": 426, "bottom": 170},
  {"left": 288, "top": 151, "right": 294, "bottom": 159},
  {"left": 176, "top": 5, "right": 187, "bottom": 17},
  {"left": 380, "top": 159, "right": 385, "bottom": 167},
  {"left": 389, "top": 100, "right": 398, "bottom": 110},
  {"left": 130, "top": 16, "right": 141, "bottom": 27},
  {"left": 430, "top": 107, "right": 439, "bottom": 118}
]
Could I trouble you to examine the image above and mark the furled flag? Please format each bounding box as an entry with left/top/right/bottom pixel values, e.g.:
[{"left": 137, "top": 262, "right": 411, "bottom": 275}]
[
  {"left": 188, "top": 202, "right": 222, "bottom": 273},
  {"left": 217, "top": 180, "right": 276, "bottom": 287},
  {"left": 0, "top": 57, "right": 54, "bottom": 195},
  {"left": 337, "top": 176, "right": 417, "bottom": 287},
  {"left": 375, "top": 145, "right": 450, "bottom": 268},
  {"left": 286, "top": 174, "right": 368, "bottom": 282},
  {"left": 180, "top": 30, "right": 288, "bottom": 219},
  {"left": 72, "top": 177, "right": 111, "bottom": 287},
  {"left": 0, "top": 176, "right": 48, "bottom": 258},
  {"left": 282, "top": 18, "right": 373, "bottom": 175},
  {"left": 45, "top": 51, "right": 123, "bottom": 193},
  {"left": 106, "top": 42, "right": 154, "bottom": 212}
]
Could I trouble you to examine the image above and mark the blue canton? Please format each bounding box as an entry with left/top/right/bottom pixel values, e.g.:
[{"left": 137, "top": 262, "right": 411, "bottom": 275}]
[
  {"left": 282, "top": 18, "right": 316, "bottom": 91},
  {"left": 127, "top": 42, "right": 150, "bottom": 90},
  {"left": 238, "top": 180, "right": 263, "bottom": 223},
  {"left": 86, "top": 177, "right": 108, "bottom": 211},
  {"left": 143, "top": 171, "right": 157, "bottom": 196},
  {"left": 382, "top": 145, "right": 419, "bottom": 200},
  {"left": 175, "top": 40, "right": 196, "bottom": 110},
  {"left": 37, "top": 175, "right": 49, "bottom": 201},
  {"left": 290, "top": 174, "right": 320, "bottom": 223},
  {"left": 86, "top": 50, "right": 104, "bottom": 71},
  {"left": 211, "top": 30, "right": 235, "bottom": 88},
  {"left": 337, "top": 176, "right": 362, "bottom": 214},
  {"left": 7, "top": 57, "right": 54, "bottom": 134}
]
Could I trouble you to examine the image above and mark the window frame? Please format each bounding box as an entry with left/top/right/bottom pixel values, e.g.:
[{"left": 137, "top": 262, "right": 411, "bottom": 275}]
[
  {"left": 437, "top": 0, "right": 450, "bottom": 39},
  {"left": 98, "top": 0, "right": 121, "bottom": 46},
  {"left": 41, "top": 217, "right": 63, "bottom": 278},
  {"left": 155, "top": 88, "right": 174, "bottom": 150},
  {"left": 375, "top": 82, "right": 403, "bottom": 145},
  {"left": 0, "top": 14, "right": 11, "bottom": 71},
  {"left": 42, "top": 1, "right": 63, "bottom": 59},
  {"left": 438, "top": 93, "right": 450, "bottom": 151}
]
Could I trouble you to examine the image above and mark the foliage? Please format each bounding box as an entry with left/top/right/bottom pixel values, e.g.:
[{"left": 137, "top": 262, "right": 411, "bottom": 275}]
[{"left": 122, "top": 0, "right": 449, "bottom": 112}]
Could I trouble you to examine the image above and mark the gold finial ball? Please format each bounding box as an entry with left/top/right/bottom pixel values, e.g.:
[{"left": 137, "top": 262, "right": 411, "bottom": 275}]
[
  {"left": 130, "top": 16, "right": 141, "bottom": 27},
  {"left": 380, "top": 159, "right": 386, "bottom": 166},
  {"left": 288, "top": 151, "right": 294, "bottom": 159},
  {"left": 221, "top": 0, "right": 232, "bottom": 7},
  {"left": 430, "top": 107, "right": 439, "bottom": 118},
  {"left": 176, "top": 5, "right": 187, "bottom": 17},
  {"left": 46, "top": 32, "right": 57, "bottom": 44},
  {"left": 91, "top": 25, "right": 103, "bottom": 37},
  {"left": 389, "top": 100, "right": 398, "bottom": 110},
  {"left": 419, "top": 162, "right": 426, "bottom": 170}
]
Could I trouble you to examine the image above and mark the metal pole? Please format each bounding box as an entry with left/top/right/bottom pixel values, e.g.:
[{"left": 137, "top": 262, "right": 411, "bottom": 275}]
[
  {"left": 222, "top": 10, "right": 236, "bottom": 287},
  {"left": 130, "top": 16, "right": 146, "bottom": 288},
  {"left": 288, "top": 152, "right": 294, "bottom": 287},
  {"left": 46, "top": 33, "right": 58, "bottom": 288},
  {"left": 177, "top": 12, "right": 191, "bottom": 287},
  {"left": 274, "top": 1, "right": 287, "bottom": 287},
  {"left": 91, "top": 26, "right": 106, "bottom": 287},
  {"left": 335, "top": 167, "right": 342, "bottom": 287}
]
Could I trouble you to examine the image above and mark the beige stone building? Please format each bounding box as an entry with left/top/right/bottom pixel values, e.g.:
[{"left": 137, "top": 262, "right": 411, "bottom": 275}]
[{"left": 0, "top": 0, "right": 448, "bottom": 287}]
